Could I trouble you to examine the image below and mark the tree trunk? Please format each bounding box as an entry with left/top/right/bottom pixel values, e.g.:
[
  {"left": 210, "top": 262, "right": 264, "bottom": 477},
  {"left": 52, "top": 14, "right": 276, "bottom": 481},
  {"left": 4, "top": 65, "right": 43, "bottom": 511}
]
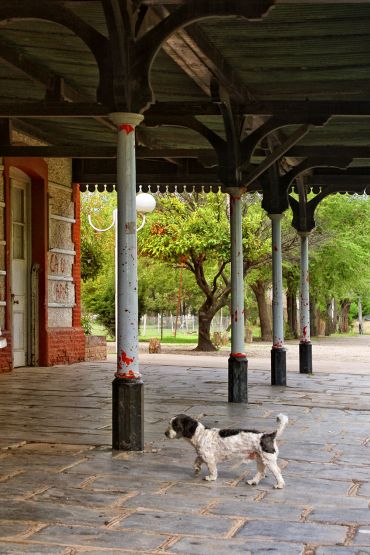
[
  {"left": 285, "top": 274, "right": 298, "bottom": 339},
  {"left": 286, "top": 291, "right": 298, "bottom": 339},
  {"left": 195, "top": 309, "right": 217, "bottom": 351},
  {"left": 251, "top": 280, "right": 272, "bottom": 341},
  {"left": 339, "top": 300, "right": 351, "bottom": 333}
]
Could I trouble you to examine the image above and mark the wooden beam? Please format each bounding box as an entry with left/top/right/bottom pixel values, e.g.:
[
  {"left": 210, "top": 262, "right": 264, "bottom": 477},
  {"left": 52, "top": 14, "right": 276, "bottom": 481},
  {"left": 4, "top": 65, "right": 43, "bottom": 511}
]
[
  {"left": 0, "top": 103, "right": 111, "bottom": 118},
  {"left": 2, "top": 99, "right": 370, "bottom": 120},
  {"left": 244, "top": 124, "right": 313, "bottom": 187},
  {"left": 287, "top": 146, "right": 370, "bottom": 158}
]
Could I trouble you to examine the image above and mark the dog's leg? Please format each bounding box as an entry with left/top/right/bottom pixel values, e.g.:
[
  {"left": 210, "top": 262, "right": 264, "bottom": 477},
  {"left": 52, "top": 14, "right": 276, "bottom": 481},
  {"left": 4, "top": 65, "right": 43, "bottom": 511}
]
[
  {"left": 263, "top": 454, "right": 285, "bottom": 489},
  {"left": 193, "top": 455, "right": 203, "bottom": 475},
  {"left": 203, "top": 457, "right": 218, "bottom": 481},
  {"left": 246, "top": 455, "right": 266, "bottom": 486}
]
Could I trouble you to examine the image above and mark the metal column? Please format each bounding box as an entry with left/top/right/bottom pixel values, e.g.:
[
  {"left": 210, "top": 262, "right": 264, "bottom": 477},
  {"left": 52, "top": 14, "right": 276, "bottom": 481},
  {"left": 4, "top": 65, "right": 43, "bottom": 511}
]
[
  {"left": 299, "top": 232, "right": 312, "bottom": 373},
  {"left": 110, "top": 112, "right": 144, "bottom": 451},
  {"left": 269, "top": 214, "right": 286, "bottom": 385},
  {"left": 228, "top": 191, "right": 248, "bottom": 402}
]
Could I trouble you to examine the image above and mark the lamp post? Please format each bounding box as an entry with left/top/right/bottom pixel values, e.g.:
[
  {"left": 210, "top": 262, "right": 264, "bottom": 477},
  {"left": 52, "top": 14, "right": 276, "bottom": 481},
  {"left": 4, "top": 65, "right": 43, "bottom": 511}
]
[{"left": 88, "top": 192, "right": 156, "bottom": 351}]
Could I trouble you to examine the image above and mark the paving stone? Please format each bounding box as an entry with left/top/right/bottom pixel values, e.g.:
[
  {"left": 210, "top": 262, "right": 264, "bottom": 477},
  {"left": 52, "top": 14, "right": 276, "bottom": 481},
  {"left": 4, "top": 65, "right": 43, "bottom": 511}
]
[
  {"left": 116, "top": 510, "right": 235, "bottom": 536},
  {"left": 0, "top": 500, "right": 119, "bottom": 527},
  {"left": 122, "top": 491, "right": 211, "bottom": 513},
  {"left": 284, "top": 461, "right": 370, "bottom": 482},
  {"left": 316, "top": 548, "right": 370, "bottom": 554},
  {"left": 86, "top": 474, "right": 173, "bottom": 493},
  {"left": 236, "top": 520, "right": 348, "bottom": 544},
  {"left": 208, "top": 499, "right": 303, "bottom": 521},
  {"left": 32, "top": 487, "right": 129, "bottom": 508},
  {"left": 0, "top": 522, "right": 31, "bottom": 538},
  {"left": 308, "top": 507, "right": 370, "bottom": 525},
  {"left": 358, "top": 483, "right": 370, "bottom": 497},
  {"left": 170, "top": 537, "right": 304, "bottom": 554},
  {"left": 353, "top": 527, "right": 370, "bottom": 546},
  {"left": 30, "top": 523, "right": 167, "bottom": 551},
  {"left": 278, "top": 442, "right": 335, "bottom": 463},
  {"left": 0, "top": 470, "right": 88, "bottom": 498},
  {"left": 0, "top": 543, "right": 66, "bottom": 554}
]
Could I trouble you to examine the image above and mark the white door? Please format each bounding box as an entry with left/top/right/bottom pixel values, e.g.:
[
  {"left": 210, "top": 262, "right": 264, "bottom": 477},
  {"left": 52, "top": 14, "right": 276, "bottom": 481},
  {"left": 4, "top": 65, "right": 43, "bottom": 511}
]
[{"left": 11, "top": 171, "right": 30, "bottom": 367}]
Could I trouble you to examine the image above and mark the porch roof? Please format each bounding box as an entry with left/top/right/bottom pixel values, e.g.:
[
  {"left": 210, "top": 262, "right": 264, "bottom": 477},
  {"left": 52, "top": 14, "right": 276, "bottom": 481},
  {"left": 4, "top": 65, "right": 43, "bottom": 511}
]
[{"left": 0, "top": 1, "right": 369, "bottom": 196}]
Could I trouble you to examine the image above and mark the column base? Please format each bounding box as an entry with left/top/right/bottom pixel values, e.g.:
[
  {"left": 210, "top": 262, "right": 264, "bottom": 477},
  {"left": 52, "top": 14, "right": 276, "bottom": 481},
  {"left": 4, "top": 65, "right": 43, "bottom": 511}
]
[
  {"left": 228, "top": 355, "right": 248, "bottom": 403},
  {"left": 112, "top": 377, "right": 144, "bottom": 450},
  {"left": 299, "top": 342, "right": 312, "bottom": 374},
  {"left": 271, "top": 348, "right": 286, "bottom": 386}
]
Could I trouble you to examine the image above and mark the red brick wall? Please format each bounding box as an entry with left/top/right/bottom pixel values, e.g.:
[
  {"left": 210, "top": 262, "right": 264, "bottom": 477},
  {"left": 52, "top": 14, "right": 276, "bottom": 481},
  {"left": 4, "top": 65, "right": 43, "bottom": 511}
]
[
  {"left": 0, "top": 331, "right": 13, "bottom": 373},
  {"left": 47, "top": 327, "right": 86, "bottom": 366}
]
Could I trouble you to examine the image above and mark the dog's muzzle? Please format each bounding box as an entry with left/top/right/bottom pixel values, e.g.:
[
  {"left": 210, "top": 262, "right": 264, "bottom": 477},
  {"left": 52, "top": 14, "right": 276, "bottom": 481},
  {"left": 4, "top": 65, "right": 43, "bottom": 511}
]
[{"left": 164, "top": 427, "right": 177, "bottom": 439}]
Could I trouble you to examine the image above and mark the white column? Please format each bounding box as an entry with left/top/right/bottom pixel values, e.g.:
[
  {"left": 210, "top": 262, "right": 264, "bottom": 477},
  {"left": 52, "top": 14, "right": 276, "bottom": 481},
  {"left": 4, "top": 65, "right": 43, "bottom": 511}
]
[
  {"left": 270, "top": 214, "right": 284, "bottom": 349},
  {"left": 299, "top": 232, "right": 311, "bottom": 343},
  {"left": 230, "top": 192, "right": 245, "bottom": 356},
  {"left": 110, "top": 112, "right": 143, "bottom": 378}
]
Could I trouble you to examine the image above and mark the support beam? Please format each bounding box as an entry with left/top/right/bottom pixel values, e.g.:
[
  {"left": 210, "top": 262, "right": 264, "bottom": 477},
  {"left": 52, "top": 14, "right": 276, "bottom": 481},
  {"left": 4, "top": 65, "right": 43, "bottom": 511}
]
[
  {"left": 244, "top": 124, "right": 312, "bottom": 187},
  {"left": 299, "top": 232, "right": 312, "bottom": 374},
  {"left": 228, "top": 190, "right": 248, "bottom": 403},
  {"left": 269, "top": 214, "right": 286, "bottom": 386},
  {"left": 110, "top": 112, "right": 144, "bottom": 451}
]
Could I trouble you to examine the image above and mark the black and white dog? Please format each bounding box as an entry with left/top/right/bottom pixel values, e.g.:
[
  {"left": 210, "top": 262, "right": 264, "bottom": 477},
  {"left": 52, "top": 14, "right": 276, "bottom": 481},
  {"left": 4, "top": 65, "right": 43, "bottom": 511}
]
[{"left": 165, "top": 413, "right": 288, "bottom": 488}]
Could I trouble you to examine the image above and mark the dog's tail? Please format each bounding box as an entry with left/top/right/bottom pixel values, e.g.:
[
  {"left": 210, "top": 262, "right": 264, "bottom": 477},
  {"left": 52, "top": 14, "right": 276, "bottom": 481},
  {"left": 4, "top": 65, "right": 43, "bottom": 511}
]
[{"left": 275, "top": 414, "right": 288, "bottom": 438}]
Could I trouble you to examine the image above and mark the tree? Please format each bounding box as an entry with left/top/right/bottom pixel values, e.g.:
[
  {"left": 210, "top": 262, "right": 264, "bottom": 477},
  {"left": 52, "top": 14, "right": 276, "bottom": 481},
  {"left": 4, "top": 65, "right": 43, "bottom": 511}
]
[
  {"left": 309, "top": 193, "right": 370, "bottom": 334},
  {"left": 138, "top": 191, "right": 277, "bottom": 351}
]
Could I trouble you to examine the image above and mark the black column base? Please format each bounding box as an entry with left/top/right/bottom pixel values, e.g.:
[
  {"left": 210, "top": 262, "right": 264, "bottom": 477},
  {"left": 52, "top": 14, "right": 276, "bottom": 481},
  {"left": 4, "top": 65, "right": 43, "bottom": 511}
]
[
  {"left": 271, "top": 348, "right": 286, "bottom": 386},
  {"left": 228, "top": 355, "right": 248, "bottom": 403},
  {"left": 299, "top": 342, "right": 312, "bottom": 374},
  {"left": 112, "top": 377, "right": 144, "bottom": 451}
]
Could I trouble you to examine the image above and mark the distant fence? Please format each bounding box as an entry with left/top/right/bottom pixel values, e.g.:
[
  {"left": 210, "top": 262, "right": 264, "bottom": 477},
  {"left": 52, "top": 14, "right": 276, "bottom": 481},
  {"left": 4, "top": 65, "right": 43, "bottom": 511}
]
[{"left": 140, "top": 313, "right": 231, "bottom": 337}]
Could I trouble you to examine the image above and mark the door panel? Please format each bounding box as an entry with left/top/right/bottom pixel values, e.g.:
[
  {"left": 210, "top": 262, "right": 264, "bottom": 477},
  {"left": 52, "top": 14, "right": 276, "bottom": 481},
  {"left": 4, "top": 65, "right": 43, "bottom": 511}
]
[{"left": 11, "top": 173, "right": 30, "bottom": 367}]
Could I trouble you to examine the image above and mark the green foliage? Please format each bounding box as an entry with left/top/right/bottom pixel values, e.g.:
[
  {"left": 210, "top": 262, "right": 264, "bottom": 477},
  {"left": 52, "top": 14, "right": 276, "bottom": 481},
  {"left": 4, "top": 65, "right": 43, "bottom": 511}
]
[
  {"left": 80, "top": 192, "right": 116, "bottom": 282},
  {"left": 83, "top": 267, "right": 116, "bottom": 337},
  {"left": 81, "top": 312, "right": 94, "bottom": 335},
  {"left": 310, "top": 194, "right": 370, "bottom": 307},
  {"left": 81, "top": 238, "right": 104, "bottom": 281}
]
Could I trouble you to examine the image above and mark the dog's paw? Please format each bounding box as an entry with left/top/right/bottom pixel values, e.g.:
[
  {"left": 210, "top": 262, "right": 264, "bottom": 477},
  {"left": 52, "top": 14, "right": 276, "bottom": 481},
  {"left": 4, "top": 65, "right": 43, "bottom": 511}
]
[
  {"left": 194, "top": 467, "right": 201, "bottom": 476},
  {"left": 246, "top": 479, "right": 257, "bottom": 486},
  {"left": 273, "top": 482, "right": 285, "bottom": 489},
  {"left": 204, "top": 475, "right": 217, "bottom": 481}
]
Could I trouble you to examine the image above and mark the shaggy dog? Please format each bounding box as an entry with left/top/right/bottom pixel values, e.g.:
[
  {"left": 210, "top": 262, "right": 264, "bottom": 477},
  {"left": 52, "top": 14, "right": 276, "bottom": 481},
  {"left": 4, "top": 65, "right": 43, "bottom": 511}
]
[{"left": 165, "top": 413, "right": 288, "bottom": 488}]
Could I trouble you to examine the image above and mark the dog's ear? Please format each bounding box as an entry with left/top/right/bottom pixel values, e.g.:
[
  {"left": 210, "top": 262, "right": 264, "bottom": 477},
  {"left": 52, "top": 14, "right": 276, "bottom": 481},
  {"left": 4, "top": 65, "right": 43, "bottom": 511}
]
[{"left": 181, "top": 416, "right": 198, "bottom": 438}]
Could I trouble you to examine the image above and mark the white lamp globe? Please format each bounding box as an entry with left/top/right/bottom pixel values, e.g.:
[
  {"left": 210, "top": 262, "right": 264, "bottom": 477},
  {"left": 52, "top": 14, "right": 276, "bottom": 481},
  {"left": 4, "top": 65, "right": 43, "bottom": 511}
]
[{"left": 136, "top": 192, "right": 156, "bottom": 213}]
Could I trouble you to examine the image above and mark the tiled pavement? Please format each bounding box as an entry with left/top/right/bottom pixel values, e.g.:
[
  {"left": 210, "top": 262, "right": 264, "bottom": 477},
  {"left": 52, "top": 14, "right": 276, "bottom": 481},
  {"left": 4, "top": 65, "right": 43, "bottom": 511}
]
[{"left": 0, "top": 337, "right": 369, "bottom": 554}]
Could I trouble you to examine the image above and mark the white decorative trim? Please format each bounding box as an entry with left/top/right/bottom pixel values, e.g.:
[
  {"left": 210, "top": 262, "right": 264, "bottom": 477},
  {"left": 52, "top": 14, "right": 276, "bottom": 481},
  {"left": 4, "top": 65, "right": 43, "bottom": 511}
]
[
  {"left": 0, "top": 202, "right": 5, "bottom": 208},
  {"left": 49, "top": 248, "right": 76, "bottom": 256},
  {"left": 0, "top": 240, "right": 6, "bottom": 246},
  {"left": 50, "top": 214, "right": 76, "bottom": 224},
  {"left": 0, "top": 301, "right": 6, "bottom": 306},
  {"left": 48, "top": 303, "right": 75, "bottom": 308},
  {"left": 0, "top": 270, "right": 6, "bottom": 276},
  {"left": 48, "top": 275, "right": 73, "bottom": 282}
]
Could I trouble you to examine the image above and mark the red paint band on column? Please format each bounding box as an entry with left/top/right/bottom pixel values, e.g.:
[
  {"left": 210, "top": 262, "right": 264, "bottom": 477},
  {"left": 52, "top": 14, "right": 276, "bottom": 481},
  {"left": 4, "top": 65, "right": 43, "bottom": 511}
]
[
  {"left": 119, "top": 124, "right": 134, "bottom": 134},
  {"left": 115, "top": 370, "right": 137, "bottom": 379},
  {"left": 231, "top": 352, "right": 247, "bottom": 358}
]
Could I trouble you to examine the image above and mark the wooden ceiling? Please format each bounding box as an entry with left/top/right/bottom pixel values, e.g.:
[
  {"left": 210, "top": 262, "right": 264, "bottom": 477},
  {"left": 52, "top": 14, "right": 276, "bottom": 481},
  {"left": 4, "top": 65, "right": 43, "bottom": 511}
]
[{"left": 0, "top": 1, "right": 369, "bottom": 197}]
